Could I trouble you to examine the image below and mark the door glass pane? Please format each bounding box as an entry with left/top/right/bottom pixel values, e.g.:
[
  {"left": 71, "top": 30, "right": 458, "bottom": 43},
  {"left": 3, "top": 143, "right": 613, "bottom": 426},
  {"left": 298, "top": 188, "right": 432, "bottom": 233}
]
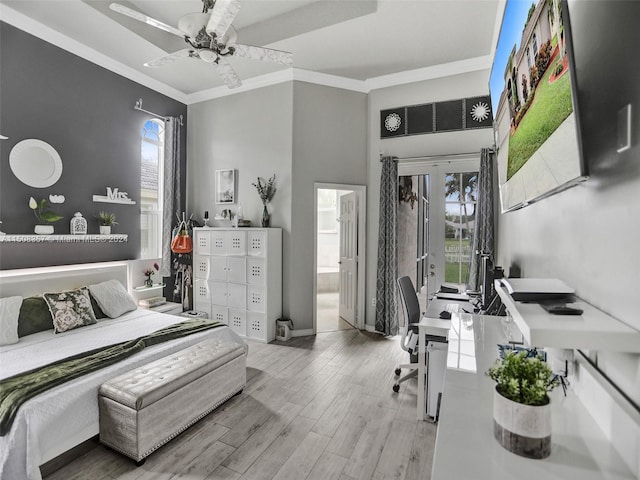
[{"left": 444, "top": 173, "right": 478, "bottom": 287}]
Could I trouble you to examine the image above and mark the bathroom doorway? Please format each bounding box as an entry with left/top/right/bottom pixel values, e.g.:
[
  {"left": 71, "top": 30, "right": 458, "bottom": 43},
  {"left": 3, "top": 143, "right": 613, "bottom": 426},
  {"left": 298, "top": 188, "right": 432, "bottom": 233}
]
[{"left": 313, "top": 183, "right": 366, "bottom": 333}]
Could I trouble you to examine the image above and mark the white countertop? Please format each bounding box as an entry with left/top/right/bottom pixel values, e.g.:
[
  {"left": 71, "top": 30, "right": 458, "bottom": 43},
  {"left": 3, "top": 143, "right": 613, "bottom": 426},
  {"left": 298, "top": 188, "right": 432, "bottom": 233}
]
[{"left": 431, "top": 313, "right": 635, "bottom": 479}]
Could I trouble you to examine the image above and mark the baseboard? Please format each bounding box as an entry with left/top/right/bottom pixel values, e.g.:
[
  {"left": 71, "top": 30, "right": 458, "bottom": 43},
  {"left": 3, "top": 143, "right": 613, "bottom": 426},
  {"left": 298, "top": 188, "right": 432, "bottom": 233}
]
[
  {"left": 364, "top": 324, "right": 379, "bottom": 333},
  {"left": 291, "top": 329, "right": 314, "bottom": 337}
]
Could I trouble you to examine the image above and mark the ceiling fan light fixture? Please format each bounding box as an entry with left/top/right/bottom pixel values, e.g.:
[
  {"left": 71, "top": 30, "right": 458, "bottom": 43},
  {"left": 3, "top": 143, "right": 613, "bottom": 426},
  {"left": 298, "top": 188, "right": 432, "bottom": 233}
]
[
  {"left": 198, "top": 49, "right": 218, "bottom": 63},
  {"left": 178, "top": 12, "right": 211, "bottom": 38}
]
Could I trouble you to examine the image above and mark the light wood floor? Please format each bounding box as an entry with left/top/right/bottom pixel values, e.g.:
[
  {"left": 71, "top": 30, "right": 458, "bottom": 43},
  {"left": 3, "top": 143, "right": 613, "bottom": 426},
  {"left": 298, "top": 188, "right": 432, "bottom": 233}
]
[{"left": 44, "top": 330, "right": 436, "bottom": 480}]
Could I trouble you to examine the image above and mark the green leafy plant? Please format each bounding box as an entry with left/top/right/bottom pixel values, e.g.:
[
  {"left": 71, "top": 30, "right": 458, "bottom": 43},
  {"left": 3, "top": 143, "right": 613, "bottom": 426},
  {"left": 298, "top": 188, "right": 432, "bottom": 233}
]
[
  {"left": 252, "top": 174, "right": 276, "bottom": 205},
  {"left": 487, "top": 350, "right": 558, "bottom": 406},
  {"left": 96, "top": 211, "right": 117, "bottom": 226},
  {"left": 29, "top": 197, "right": 63, "bottom": 224}
]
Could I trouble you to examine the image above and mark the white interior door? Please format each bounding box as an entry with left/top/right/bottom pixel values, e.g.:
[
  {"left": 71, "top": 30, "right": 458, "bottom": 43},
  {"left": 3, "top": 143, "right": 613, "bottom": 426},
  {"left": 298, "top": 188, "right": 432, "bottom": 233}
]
[{"left": 338, "top": 192, "right": 357, "bottom": 325}]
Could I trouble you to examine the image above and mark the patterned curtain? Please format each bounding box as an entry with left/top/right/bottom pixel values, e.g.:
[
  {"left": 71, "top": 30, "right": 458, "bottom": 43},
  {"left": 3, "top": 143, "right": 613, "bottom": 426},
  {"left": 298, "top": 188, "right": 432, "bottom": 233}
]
[
  {"left": 467, "top": 148, "right": 495, "bottom": 291},
  {"left": 375, "top": 156, "right": 399, "bottom": 336},
  {"left": 160, "top": 117, "right": 181, "bottom": 277}
]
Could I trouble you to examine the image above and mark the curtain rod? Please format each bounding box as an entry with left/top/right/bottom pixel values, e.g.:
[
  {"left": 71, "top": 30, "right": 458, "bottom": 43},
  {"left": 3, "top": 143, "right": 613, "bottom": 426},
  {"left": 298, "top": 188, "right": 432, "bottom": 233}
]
[
  {"left": 134, "top": 98, "right": 183, "bottom": 126},
  {"left": 379, "top": 149, "right": 495, "bottom": 162}
]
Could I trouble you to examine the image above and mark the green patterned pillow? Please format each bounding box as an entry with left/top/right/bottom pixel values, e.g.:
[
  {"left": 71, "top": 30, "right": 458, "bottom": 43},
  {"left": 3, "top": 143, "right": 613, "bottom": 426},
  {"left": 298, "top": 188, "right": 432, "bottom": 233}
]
[{"left": 43, "top": 287, "right": 97, "bottom": 334}]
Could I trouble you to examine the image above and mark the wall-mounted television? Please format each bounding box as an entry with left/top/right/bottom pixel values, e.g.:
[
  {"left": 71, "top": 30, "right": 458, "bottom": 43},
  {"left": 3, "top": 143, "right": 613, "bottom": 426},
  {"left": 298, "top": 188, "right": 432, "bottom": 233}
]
[{"left": 490, "top": 0, "right": 587, "bottom": 212}]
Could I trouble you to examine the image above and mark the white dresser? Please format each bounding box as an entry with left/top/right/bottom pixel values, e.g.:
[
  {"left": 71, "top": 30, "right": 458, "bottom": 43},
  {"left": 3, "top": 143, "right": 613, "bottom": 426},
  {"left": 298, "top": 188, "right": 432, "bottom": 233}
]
[{"left": 193, "top": 227, "right": 282, "bottom": 343}]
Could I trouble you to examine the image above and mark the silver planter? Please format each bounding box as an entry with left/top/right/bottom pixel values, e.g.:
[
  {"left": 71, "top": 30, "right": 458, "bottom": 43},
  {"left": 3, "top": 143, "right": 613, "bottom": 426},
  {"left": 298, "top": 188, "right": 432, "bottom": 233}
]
[{"left": 493, "top": 386, "right": 551, "bottom": 459}]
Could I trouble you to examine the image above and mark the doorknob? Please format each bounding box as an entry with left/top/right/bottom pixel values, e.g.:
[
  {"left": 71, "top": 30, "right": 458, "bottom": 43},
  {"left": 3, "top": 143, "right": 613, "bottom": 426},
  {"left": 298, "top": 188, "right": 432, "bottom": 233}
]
[{"left": 430, "top": 271, "right": 435, "bottom": 277}]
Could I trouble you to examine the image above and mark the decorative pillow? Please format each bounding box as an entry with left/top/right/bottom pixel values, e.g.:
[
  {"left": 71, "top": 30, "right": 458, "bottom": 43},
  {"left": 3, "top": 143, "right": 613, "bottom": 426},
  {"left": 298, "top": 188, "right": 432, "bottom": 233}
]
[
  {"left": 43, "top": 287, "right": 97, "bottom": 334},
  {"left": 0, "top": 296, "right": 23, "bottom": 345},
  {"left": 18, "top": 296, "right": 54, "bottom": 337},
  {"left": 88, "top": 280, "right": 137, "bottom": 318},
  {"left": 89, "top": 293, "right": 107, "bottom": 319}
]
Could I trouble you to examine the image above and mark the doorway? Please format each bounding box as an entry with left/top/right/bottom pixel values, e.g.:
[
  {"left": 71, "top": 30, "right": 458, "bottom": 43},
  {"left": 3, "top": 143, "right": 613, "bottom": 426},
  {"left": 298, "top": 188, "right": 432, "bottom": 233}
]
[
  {"left": 313, "top": 183, "right": 366, "bottom": 333},
  {"left": 398, "top": 155, "right": 480, "bottom": 307}
]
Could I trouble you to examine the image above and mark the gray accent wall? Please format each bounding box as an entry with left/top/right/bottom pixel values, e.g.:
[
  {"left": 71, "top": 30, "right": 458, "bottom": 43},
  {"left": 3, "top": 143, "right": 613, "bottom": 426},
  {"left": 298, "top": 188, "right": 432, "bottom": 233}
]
[
  {"left": 497, "top": 0, "right": 640, "bottom": 406},
  {"left": 0, "top": 22, "right": 187, "bottom": 270},
  {"left": 187, "top": 81, "right": 367, "bottom": 331}
]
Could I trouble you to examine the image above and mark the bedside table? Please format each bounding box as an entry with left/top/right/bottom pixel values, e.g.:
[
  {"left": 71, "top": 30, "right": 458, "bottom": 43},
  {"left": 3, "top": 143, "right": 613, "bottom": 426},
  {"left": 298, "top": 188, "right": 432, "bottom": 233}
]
[{"left": 148, "top": 302, "right": 183, "bottom": 316}]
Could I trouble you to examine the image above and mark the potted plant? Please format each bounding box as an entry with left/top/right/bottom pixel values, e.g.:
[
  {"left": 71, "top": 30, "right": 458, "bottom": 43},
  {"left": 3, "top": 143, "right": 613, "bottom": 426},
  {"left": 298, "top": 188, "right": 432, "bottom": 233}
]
[
  {"left": 252, "top": 174, "right": 276, "bottom": 227},
  {"left": 96, "top": 211, "right": 117, "bottom": 235},
  {"left": 143, "top": 262, "right": 159, "bottom": 288},
  {"left": 487, "top": 349, "right": 559, "bottom": 459},
  {"left": 29, "top": 197, "right": 63, "bottom": 234}
]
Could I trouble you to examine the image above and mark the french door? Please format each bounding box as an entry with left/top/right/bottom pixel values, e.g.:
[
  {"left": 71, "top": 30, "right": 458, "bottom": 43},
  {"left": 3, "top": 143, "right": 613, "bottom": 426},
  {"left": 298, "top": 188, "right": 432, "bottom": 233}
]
[{"left": 399, "top": 156, "right": 479, "bottom": 302}]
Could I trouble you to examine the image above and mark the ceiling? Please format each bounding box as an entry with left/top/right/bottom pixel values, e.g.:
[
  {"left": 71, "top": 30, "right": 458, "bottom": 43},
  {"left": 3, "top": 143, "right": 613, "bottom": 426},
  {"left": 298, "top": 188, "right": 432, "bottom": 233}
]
[{"left": 0, "top": 0, "right": 503, "bottom": 103}]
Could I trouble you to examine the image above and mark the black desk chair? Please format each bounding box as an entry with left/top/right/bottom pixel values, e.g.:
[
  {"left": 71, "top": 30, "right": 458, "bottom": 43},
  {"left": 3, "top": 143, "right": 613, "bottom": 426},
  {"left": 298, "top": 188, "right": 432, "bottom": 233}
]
[{"left": 393, "top": 276, "right": 421, "bottom": 393}]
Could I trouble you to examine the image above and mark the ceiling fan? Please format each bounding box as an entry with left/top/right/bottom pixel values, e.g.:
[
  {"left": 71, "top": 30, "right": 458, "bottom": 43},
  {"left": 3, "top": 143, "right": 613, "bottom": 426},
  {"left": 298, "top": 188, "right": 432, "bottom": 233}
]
[{"left": 109, "top": 0, "right": 293, "bottom": 89}]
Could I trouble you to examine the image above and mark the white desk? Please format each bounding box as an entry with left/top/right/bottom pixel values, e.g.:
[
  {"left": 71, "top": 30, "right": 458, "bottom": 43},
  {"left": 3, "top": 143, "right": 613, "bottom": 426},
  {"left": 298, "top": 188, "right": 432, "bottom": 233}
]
[
  {"left": 429, "top": 313, "right": 635, "bottom": 479},
  {"left": 416, "top": 297, "right": 472, "bottom": 420}
]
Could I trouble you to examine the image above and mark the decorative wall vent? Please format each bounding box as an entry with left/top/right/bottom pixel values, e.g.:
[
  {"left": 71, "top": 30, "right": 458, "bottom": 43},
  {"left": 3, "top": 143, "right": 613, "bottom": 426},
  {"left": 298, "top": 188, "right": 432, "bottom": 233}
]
[{"left": 380, "top": 95, "right": 492, "bottom": 139}]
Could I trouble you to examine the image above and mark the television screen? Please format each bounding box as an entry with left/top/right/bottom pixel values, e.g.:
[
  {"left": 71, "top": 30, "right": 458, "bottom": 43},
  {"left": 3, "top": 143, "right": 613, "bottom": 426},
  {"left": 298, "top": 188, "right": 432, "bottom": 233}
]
[{"left": 489, "top": 0, "right": 587, "bottom": 212}]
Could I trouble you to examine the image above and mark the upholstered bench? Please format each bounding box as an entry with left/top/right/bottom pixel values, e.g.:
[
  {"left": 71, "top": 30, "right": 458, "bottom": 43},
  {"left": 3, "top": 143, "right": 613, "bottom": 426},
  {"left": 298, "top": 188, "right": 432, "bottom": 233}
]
[{"left": 98, "top": 338, "right": 246, "bottom": 464}]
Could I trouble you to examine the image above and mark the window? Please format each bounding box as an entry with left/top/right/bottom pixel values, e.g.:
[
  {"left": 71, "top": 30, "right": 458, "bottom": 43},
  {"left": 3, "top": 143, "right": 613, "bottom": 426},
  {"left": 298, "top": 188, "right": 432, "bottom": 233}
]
[
  {"left": 140, "top": 120, "right": 164, "bottom": 259},
  {"left": 532, "top": 32, "right": 538, "bottom": 56},
  {"left": 526, "top": 49, "right": 531, "bottom": 70},
  {"left": 444, "top": 172, "right": 478, "bottom": 286},
  {"left": 317, "top": 189, "right": 339, "bottom": 233}
]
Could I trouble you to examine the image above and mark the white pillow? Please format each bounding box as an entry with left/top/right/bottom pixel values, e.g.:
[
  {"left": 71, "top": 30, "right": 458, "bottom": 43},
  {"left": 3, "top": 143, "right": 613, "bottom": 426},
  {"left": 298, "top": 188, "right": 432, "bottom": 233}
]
[
  {"left": 88, "top": 280, "right": 137, "bottom": 318},
  {"left": 0, "top": 296, "right": 23, "bottom": 345}
]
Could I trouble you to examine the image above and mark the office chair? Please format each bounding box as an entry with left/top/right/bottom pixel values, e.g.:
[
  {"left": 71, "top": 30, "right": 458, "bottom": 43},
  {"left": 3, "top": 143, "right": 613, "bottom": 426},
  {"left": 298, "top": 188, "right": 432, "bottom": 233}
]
[{"left": 393, "top": 276, "right": 421, "bottom": 393}]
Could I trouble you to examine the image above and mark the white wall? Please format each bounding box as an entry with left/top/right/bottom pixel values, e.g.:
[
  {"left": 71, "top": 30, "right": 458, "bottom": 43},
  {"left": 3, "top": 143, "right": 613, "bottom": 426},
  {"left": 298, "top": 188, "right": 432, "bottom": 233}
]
[
  {"left": 187, "top": 82, "right": 294, "bottom": 315},
  {"left": 187, "top": 81, "right": 367, "bottom": 330},
  {"left": 290, "top": 82, "right": 367, "bottom": 331},
  {"left": 366, "top": 70, "right": 495, "bottom": 327}
]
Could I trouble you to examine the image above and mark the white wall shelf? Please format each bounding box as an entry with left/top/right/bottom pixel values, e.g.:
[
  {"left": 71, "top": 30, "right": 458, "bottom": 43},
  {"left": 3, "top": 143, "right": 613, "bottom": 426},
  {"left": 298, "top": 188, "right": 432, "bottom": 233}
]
[
  {"left": 132, "top": 283, "right": 166, "bottom": 292},
  {"left": 0, "top": 234, "right": 128, "bottom": 243},
  {"left": 495, "top": 280, "right": 640, "bottom": 352}
]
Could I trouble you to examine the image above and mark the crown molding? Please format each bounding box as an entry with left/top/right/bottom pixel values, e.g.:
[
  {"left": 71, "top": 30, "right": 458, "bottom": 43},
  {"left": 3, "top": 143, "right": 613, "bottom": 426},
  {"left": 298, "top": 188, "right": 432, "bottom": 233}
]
[
  {"left": 185, "top": 69, "right": 295, "bottom": 104},
  {"left": 365, "top": 55, "right": 493, "bottom": 92},
  {"left": 292, "top": 69, "right": 368, "bottom": 93},
  {"left": 0, "top": 5, "right": 188, "bottom": 104},
  {"left": 185, "top": 68, "right": 369, "bottom": 104}
]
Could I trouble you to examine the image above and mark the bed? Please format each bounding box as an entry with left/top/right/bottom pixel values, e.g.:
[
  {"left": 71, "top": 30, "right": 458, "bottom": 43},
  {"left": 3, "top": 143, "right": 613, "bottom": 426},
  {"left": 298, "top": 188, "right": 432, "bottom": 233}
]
[{"left": 0, "top": 261, "right": 247, "bottom": 480}]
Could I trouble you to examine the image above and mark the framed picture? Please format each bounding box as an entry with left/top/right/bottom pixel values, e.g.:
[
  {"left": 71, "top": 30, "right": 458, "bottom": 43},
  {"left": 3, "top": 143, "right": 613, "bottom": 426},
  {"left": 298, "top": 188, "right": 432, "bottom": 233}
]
[{"left": 215, "top": 169, "right": 235, "bottom": 204}]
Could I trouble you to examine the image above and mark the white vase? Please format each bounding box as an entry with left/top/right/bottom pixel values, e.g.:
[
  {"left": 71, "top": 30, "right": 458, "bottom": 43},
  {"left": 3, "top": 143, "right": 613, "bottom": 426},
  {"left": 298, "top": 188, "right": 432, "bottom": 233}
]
[
  {"left": 100, "top": 226, "right": 111, "bottom": 235},
  {"left": 34, "top": 225, "right": 54, "bottom": 235},
  {"left": 493, "top": 386, "right": 551, "bottom": 459}
]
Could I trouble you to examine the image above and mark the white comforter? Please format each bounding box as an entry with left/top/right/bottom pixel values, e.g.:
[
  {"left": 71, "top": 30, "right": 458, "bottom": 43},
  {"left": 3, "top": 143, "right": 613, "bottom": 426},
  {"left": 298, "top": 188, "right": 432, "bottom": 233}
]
[{"left": 0, "top": 309, "right": 246, "bottom": 480}]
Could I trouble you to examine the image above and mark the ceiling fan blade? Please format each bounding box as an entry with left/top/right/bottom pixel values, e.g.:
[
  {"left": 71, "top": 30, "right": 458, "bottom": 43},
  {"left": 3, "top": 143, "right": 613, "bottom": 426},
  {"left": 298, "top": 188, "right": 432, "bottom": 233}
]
[
  {"left": 232, "top": 44, "right": 293, "bottom": 66},
  {"left": 109, "top": 3, "right": 185, "bottom": 38},
  {"left": 206, "top": 0, "right": 241, "bottom": 40},
  {"left": 215, "top": 57, "right": 242, "bottom": 89},
  {"left": 144, "top": 49, "right": 192, "bottom": 68}
]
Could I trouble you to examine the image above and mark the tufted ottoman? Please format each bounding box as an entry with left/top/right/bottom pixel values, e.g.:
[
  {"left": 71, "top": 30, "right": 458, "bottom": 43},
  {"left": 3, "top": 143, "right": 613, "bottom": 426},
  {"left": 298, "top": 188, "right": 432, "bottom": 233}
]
[{"left": 98, "top": 338, "right": 246, "bottom": 464}]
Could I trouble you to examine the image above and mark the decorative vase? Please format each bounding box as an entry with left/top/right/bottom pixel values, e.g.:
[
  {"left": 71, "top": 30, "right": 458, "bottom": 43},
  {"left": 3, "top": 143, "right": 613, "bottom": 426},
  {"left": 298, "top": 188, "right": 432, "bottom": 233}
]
[
  {"left": 70, "top": 212, "right": 88, "bottom": 235},
  {"left": 493, "top": 386, "right": 551, "bottom": 459},
  {"left": 261, "top": 204, "right": 270, "bottom": 227},
  {"left": 34, "top": 225, "right": 54, "bottom": 235},
  {"left": 144, "top": 277, "right": 153, "bottom": 288},
  {"left": 100, "top": 225, "right": 111, "bottom": 235}
]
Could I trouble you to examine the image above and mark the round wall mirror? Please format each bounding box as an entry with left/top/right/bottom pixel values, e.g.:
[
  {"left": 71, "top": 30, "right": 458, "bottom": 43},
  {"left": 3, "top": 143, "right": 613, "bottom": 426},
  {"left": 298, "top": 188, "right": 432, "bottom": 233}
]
[{"left": 9, "top": 139, "right": 63, "bottom": 188}]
